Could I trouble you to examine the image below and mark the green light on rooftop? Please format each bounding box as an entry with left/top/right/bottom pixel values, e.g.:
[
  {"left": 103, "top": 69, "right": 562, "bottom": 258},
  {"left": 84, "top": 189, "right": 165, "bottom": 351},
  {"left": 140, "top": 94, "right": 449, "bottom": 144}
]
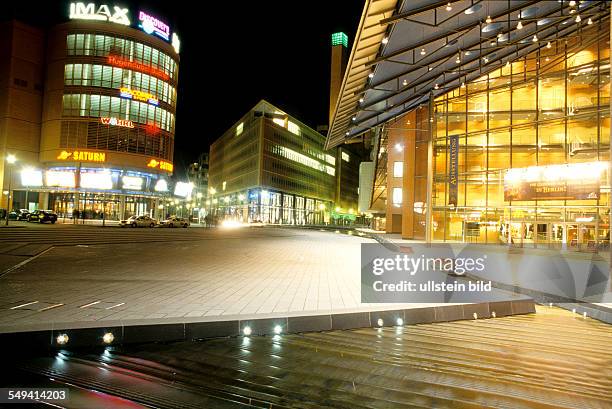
[{"left": 331, "top": 32, "right": 348, "bottom": 48}]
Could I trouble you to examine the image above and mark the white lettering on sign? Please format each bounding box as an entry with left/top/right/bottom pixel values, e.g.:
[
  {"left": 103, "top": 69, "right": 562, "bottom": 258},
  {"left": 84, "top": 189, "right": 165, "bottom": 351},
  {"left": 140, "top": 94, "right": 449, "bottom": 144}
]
[{"left": 69, "top": 2, "right": 130, "bottom": 26}]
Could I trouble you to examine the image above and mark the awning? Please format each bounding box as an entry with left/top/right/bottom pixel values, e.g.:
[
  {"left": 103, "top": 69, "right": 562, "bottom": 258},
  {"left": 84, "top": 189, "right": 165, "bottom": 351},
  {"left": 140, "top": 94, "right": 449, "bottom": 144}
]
[{"left": 326, "top": 0, "right": 610, "bottom": 149}]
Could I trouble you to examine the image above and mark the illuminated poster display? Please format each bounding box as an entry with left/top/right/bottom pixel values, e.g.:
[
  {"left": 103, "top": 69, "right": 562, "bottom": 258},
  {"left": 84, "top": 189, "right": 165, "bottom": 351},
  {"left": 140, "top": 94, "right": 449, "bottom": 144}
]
[
  {"left": 138, "top": 11, "right": 170, "bottom": 41},
  {"left": 448, "top": 135, "right": 459, "bottom": 206},
  {"left": 120, "top": 87, "right": 159, "bottom": 105},
  {"left": 504, "top": 162, "right": 606, "bottom": 201},
  {"left": 69, "top": 2, "right": 130, "bottom": 25}
]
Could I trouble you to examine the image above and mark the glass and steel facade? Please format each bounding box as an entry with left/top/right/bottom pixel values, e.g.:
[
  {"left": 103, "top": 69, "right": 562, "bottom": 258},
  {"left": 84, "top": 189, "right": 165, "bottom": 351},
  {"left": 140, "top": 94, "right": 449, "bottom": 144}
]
[
  {"left": 6, "top": 19, "right": 181, "bottom": 220},
  {"left": 209, "top": 101, "right": 339, "bottom": 224},
  {"left": 430, "top": 22, "right": 609, "bottom": 250}
]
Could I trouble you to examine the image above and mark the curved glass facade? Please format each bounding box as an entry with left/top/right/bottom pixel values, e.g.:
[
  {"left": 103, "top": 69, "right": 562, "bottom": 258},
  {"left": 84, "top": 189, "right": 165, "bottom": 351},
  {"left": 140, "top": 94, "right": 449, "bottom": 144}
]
[
  {"left": 64, "top": 63, "right": 176, "bottom": 106},
  {"left": 62, "top": 93, "right": 174, "bottom": 132},
  {"left": 66, "top": 33, "right": 177, "bottom": 81},
  {"left": 431, "top": 23, "right": 610, "bottom": 249}
]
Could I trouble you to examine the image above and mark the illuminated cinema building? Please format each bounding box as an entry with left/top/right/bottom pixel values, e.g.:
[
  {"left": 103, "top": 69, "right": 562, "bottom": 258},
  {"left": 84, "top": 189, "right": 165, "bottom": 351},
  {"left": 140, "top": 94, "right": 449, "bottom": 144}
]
[
  {"left": 208, "top": 100, "right": 360, "bottom": 225},
  {"left": 0, "top": 2, "right": 181, "bottom": 219},
  {"left": 328, "top": 1, "right": 611, "bottom": 251}
]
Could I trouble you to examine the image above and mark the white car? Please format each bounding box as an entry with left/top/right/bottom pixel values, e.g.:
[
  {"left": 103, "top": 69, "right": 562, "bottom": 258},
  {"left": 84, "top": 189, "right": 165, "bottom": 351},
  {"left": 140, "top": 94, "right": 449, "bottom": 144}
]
[
  {"left": 119, "top": 215, "right": 157, "bottom": 228},
  {"left": 159, "top": 216, "right": 190, "bottom": 228}
]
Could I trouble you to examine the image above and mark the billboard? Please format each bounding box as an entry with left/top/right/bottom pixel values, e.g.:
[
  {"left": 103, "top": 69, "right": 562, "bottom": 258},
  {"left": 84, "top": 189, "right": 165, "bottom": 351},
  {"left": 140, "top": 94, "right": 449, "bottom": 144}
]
[{"left": 504, "top": 162, "right": 606, "bottom": 201}]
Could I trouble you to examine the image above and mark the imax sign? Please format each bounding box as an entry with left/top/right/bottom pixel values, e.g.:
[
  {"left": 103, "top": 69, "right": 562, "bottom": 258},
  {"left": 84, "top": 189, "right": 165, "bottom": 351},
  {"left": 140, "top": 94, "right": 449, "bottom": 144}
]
[{"left": 69, "top": 2, "right": 130, "bottom": 26}]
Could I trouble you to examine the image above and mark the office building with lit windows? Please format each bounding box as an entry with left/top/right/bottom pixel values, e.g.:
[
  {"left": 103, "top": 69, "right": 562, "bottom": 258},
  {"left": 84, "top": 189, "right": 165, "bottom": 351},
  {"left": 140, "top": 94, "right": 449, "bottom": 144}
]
[
  {"left": 209, "top": 100, "right": 360, "bottom": 224},
  {"left": 328, "top": 0, "right": 611, "bottom": 251},
  {"left": 0, "top": 3, "right": 181, "bottom": 219}
]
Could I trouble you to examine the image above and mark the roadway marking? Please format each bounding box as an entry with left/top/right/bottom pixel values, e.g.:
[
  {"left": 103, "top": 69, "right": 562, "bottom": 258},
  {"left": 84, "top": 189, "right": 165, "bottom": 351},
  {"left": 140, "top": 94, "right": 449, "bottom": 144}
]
[
  {"left": 38, "top": 303, "right": 64, "bottom": 312},
  {"left": 79, "top": 301, "right": 101, "bottom": 309},
  {"left": 105, "top": 303, "right": 125, "bottom": 310},
  {"left": 0, "top": 246, "right": 55, "bottom": 278},
  {"left": 10, "top": 301, "right": 39, "bottom": 310}
]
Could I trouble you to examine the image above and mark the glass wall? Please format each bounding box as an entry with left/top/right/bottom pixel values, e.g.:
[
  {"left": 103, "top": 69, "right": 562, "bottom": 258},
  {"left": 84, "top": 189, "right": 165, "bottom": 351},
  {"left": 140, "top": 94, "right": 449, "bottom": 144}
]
[
  {"left": 62, "top": 93, "right": 174, "bottom": 132},
  {"left": 65, "top": 63, "right": 176, "bottom": 106},
  {"left": 66, "top": 33, "right": 178, "bottom": 80},
  {"left": 215, "top": 188, "right": 329, "bottom": 225},
  {"left": 432, "top": 22, "right": 610, "bottom": 251}
]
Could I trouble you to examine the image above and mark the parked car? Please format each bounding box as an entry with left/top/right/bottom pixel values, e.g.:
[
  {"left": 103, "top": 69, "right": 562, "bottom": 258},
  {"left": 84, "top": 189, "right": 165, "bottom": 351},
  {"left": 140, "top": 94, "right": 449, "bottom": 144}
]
[
  {"left": 159, "top": 216, "right": 190, "bottom": 228},
  {"left": 119, "top": 215, "right": 157, "bottom": 228},
  {"left": 27, "top": 210, "right": 58, "bottom": 224},
  {"left": 15, "top": 209, "right": 30, "bottom": 221}
]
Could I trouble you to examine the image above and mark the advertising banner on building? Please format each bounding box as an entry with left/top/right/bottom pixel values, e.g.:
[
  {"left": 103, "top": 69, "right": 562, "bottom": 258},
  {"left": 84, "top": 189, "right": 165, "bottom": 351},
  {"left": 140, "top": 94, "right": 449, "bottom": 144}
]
[
  {"left": 448, "top": 135, "right": 459, "bottom": 206},
  {"left": 503, "top": 162, "right": 606, "bottom": 201}
]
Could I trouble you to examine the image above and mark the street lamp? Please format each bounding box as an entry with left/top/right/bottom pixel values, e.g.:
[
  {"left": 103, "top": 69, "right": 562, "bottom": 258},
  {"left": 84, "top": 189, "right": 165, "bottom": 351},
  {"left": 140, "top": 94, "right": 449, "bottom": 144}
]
[{"left": 5, "top": 154, "right": 16, "bottom": 226}]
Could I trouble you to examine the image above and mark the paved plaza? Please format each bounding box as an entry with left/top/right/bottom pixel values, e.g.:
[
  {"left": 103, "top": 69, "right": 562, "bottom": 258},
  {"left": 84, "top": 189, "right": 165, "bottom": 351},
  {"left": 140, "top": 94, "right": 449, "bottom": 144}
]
[
  {"left": 0, "top": 224, "right": 545, "bottom": 336},
  {"left": 0, "top": 226, "right": 440, "bottom": 332}
]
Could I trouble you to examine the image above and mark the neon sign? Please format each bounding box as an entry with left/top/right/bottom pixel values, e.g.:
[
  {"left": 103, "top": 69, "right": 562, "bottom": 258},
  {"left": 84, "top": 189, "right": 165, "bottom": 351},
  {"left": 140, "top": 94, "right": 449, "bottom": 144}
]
[
  {"left": 138, "top": 11, "right": 170, "bottom": 41},
  {"left": 107, "top": 56, "right": 170, "bottom": 81},
  {"left": 172, "top": 33, "right": 180, "bottom": 54},
  {"left": 100, "top": 117, "right": 134, "bottom": 128},
  {"left": 119, "top": 87, "right": 159, "bottom": 105},
  {"left": 69, "top": 2, "right": 130, "bottom": 26},
  {"left": 57, "top": 150, "right": 106, "bottom": 162},
  {"left": 147, "top": 159, "right": 174, "bottom": 172}
]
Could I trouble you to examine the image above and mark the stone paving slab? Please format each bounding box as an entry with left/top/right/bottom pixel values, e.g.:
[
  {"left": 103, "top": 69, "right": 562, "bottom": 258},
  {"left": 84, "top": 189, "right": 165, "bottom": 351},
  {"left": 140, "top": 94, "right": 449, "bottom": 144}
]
[{"left": 0, "top": 227, "right": 530, "bottom": 334}]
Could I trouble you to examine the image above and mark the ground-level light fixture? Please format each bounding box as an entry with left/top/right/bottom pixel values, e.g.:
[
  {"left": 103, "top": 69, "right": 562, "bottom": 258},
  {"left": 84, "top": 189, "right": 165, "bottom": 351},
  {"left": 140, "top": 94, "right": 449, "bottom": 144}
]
[
  {"left": 377, "top": 318, "right": 384, "bottom": 327},
  {"left": 273, "top": 325, "right": 282, "bottom": 335},
  {"left": 243, "top": 326, "right": 252, "bottom": 336},
  {"left": 56, "top": 334, "right": 69, "bottom": 345},
  {"left": 485, "top": 15, "right": 492, "bottom": 24},
  {"left": 396, "top": 318, "right": 404, "bottom": 326},
  {"left": 517, "top": 20, "right": 523, "bottom": 30},
  {"left": 445, "top": 2, "right": 452, "bottom": 11},
  {"left": 420, "top": 48, "right": 426, "bottom": 55},
  {"left": 575, "top": 15, "right": 581, "bottom": 23},
  {"left": 102, "top": 332, "right": 114, "bottom": 344}
]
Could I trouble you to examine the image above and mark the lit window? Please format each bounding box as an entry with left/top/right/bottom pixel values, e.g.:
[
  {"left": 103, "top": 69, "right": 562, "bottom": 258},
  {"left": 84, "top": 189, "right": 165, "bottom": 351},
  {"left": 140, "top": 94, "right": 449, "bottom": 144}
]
[
  {"left": 325, "top": 154, "right": 335, "bottom": 165},
  {"left": 222, "top": 181, "right": 226, "bottom": 191},
  {"left": 341, "top": 152, "right": 350, "bottom": 162},
  {"left": 287, "top": 121, "right": 300, "bottom": 136},
  {"left": 272, "top": 118, "right": 286, "bottom": 128},
  {"left": 392, "top": 188, "right": 402, "bottom": 205},
  {"left": 393, "top": 161, "right": 403, "bottom": 178},
  {"left": 236, "top": 122, "right": 243, "bottom": 136}
]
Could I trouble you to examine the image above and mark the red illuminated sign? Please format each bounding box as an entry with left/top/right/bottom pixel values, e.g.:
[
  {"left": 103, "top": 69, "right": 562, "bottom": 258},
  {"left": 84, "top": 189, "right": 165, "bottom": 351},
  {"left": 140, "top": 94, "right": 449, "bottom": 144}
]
[
  {"left": 107, "top": 56, "right": 170, "bottom": 81},
  {"left": 100, "top": 117, "right": 134, "bottom": 128}
]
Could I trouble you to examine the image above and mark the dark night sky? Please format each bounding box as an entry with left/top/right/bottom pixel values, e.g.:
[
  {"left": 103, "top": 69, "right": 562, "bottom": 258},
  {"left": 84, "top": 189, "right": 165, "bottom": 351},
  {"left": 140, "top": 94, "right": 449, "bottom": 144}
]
[{"left": 2, "top": 1, "right": 364, "bottom": 172}]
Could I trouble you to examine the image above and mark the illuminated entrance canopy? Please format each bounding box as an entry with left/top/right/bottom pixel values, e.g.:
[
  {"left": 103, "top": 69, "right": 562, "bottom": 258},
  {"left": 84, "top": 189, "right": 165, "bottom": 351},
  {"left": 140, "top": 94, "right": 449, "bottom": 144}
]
[
  {"left": 69, "top": 2, "right": 130, "bottom": 26},
  {"left": 57, "top": 150, "right": 107, "bottom": 162},
  {"left": 100, "top": 116, "right": 134, "bottom": 128},
  {"left": 504, "top": 162, "right": 607, "bottom": 201},
  {"left": 120, "top": 87, "right": 159, "bottom": 105}
]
